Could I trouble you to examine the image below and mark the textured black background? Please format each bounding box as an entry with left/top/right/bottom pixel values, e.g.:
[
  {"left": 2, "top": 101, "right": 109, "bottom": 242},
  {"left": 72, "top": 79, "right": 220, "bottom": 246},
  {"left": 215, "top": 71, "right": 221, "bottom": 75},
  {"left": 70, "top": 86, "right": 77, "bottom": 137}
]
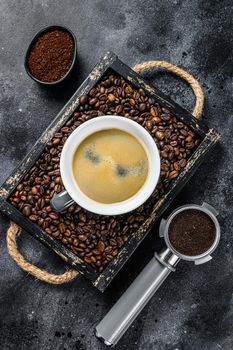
[{"left": 0, "top": 1, "right": 232, "bottom": 349}]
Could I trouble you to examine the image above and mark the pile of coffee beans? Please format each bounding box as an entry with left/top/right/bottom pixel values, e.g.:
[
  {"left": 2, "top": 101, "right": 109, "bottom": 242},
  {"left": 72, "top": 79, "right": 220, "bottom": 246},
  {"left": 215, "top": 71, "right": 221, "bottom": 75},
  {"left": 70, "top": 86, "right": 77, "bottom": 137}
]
[{"left": 9, "top": 72, "right": 201, "bottom": 272}]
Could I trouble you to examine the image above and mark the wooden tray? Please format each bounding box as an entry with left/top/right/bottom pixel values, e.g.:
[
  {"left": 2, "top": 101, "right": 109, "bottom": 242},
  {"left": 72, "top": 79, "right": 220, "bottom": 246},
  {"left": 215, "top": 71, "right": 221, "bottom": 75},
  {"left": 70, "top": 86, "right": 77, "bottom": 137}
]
[{"left": 0, "top": 52, "right": 220, "bottom": 292}]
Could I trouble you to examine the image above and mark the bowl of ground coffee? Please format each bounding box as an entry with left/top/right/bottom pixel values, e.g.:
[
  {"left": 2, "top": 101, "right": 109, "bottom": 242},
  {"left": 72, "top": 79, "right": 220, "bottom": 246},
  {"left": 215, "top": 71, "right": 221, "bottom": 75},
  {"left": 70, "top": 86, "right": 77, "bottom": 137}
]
[{"left": 24, "top": 25, "right": 77, "bottom": 85}]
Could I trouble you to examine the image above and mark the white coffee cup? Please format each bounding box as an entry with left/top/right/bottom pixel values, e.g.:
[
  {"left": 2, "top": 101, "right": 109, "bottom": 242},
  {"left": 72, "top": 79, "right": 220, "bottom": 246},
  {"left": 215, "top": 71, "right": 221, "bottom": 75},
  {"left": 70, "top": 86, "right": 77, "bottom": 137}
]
[{"left": 51, "top": 116, "right": 161, "bottom": 215}]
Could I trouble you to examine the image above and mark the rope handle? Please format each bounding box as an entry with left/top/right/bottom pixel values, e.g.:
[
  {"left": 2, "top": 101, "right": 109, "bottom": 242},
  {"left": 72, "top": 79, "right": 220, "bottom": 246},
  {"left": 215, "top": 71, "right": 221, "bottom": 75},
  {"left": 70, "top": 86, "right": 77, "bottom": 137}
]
[
  {"left": 7, "top": 61, "right": 204, "bottom": 284},
  {"left": 7, "top": 222, "right": 79, "bottom": 284},
  {"left": 133, "top": 60, "right": 204, "bottom": 119}
]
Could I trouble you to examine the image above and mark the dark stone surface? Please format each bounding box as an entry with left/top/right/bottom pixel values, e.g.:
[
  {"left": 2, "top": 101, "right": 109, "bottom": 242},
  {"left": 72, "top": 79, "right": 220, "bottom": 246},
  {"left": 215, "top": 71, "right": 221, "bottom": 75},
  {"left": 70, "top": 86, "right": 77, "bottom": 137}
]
[{"left": 0, "top": 0, "right": 232, "bottom": 349}]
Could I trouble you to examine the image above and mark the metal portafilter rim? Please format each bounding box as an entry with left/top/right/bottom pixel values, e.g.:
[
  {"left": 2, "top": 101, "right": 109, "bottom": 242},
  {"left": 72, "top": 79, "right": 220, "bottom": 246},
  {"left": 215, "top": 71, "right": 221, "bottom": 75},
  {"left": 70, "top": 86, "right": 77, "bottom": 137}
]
[{"left": 161, "top": 202, "right": 221, "bottom": 262}]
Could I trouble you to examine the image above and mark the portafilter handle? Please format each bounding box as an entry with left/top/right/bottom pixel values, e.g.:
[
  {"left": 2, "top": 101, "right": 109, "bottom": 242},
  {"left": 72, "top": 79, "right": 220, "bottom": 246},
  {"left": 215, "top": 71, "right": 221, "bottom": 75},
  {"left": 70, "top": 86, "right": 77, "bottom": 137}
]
[{"left": 95, "top": 248, "right": 180, "bottom": 346}]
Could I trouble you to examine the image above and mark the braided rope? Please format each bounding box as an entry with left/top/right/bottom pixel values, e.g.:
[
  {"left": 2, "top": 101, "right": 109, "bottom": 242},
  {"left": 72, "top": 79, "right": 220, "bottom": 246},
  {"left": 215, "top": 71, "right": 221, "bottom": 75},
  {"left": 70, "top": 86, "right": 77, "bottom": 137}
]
[
  {"left": 6, "top": 60, "right": 204, "bottom": 283},
  {"left": 133, "top": 60, "right": 204, "bottom": 119},
  {"left": 7, "top": 222, "right": 78, "bottom": 284}
]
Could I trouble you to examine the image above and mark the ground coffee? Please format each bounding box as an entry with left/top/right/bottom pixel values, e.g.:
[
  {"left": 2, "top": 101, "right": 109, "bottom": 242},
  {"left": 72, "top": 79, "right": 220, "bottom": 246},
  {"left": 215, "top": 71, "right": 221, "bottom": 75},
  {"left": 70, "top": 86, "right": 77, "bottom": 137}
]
[
  {"left": 168, "top": 209, "right": 216, "bottom": 256},
  {"left": 28, "top": 30, "right": 74, "bottom": 82}
]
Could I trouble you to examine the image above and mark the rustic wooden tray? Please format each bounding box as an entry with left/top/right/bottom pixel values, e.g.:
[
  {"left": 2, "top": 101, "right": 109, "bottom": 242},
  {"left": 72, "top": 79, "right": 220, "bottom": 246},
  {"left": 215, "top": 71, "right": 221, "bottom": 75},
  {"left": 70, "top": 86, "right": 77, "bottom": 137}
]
[{"left": 0, "top": 51, "right": 220, "bottom": 292}]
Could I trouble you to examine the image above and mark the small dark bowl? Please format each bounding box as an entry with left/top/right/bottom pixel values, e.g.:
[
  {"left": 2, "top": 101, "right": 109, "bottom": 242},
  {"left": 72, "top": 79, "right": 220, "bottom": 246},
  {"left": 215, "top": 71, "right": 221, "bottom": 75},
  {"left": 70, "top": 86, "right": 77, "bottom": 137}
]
[{"left": 24, "top": 25, "right": 77, "bottom": 86}]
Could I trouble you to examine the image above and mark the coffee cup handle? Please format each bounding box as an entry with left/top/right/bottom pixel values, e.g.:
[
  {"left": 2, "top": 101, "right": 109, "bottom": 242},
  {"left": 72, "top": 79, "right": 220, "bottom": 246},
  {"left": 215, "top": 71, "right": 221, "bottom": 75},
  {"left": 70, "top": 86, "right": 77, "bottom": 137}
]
[{"left": 51, "top": 190, "right": 75, "bottom": 212}]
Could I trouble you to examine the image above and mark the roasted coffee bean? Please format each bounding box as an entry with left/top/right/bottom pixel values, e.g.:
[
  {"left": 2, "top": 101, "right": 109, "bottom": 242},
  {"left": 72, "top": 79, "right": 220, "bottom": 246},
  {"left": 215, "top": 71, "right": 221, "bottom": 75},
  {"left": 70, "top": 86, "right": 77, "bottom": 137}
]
[
  {"left": 10, "top": 72, "right": 200, "bottom": 273},
  {"left": 31, "top": 186, "right": 38, "bottom": 195},
  {"left": 93, "top": 248, "right": 101, "bottom": 255},
  {"left": 62, "top": 238, "right": 68, "bottom": 245},
  {"left": 22, "top": 205, "right": 31, "bottom": 217},
  {"left": 96, "top": 241, "right": 105, "bottom": 253},
  {"left": 52, "top": 230, "right": 60, "bottom": 238},
  {"left": 179, "top": 159, "right": 187, "bottom": 167},
  {"left": 79, "top": 213, "right": 86, "bottom": 223},
  {"left": 78, "top": 235, "right": 87, "bottom": 242},
  {"left": 79, "top": 95, "right": 88, "bottom": 105},
  {"left": 49, "top": 212, "right": 59, "bottom": 220},
  {"left": 105, "top": 246, "right": 112, "bottom": 254},
  {"left": 174, "top": 162, "right": 181, "bottom": 171},
  {"left": 139, "top": 103, "right": 146, "bottom": 111},
  {"left": 150, "top": 106, "right": 158, "bottom": 117},
  {"left": 84, "top": 257, "right": 92, "bottom": 264},
  {"left": 155, "top": 131, "right": 165, "bottom": 140},
  {"left": 117, "top": 237, "right": 124, "bottom": 247},
  {"left": 73, "top": 239, "right": 79, "bottom": 247},
  {"left": 124, "top": 85, "right": 133, "bottom": 94},
  {"left": 109, "top": 238, "right": 117, "bottom": 246},
  {"left": 89, "top": 98, "right": 97, "bottom": 105},
  {"left": 169, "top": 171, "right": 179, "bottom": 179},
  {"left": 112, "top": 249, "right": 118, "bottom": 257},
  {"left": 29, "top": 214, "right": 38, "bottom": 221},
  {"left": 160, "top": 150, "right": 168, "bottom": 159},
  {"left": 64, "top": 230, "right": 71, "bottom": 237},
  {"left": 52, "top": 138, "right": 60, "bottom": 146},
  {"left": 108, "top": 93, "right": 116, "bottom": 102},
  {"left": 58, "top": 223, "right": 66, "bottom": 233},
  {"left": 186, "top": 142, "right": 195, "bottom": 149}
]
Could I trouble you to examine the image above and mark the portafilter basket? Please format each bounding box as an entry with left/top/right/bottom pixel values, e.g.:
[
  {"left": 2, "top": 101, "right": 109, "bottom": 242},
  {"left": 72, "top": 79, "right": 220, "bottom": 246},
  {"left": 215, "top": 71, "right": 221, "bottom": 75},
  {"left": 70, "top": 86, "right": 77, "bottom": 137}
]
[{"left": 95, "top": 202, "right": 220, "bottom": 346}]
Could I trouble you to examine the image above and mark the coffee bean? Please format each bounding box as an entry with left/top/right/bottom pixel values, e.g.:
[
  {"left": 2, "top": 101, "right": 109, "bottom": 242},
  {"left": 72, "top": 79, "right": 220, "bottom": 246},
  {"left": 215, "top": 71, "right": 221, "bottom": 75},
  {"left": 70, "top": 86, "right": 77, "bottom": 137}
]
[
  {"left": 124, "top": 85, "right": 133, "bottom": 94},
  {"left": 52, "top": 138, "right": 60, "bottom": 146},
  {"left": 31, "top": 186, "right": 38, "bottom": 195},
  {"left": 179, "top": 159, "right": 187, "bottom": 167},
  {"left": 155, "top": 131, "right": 165, "bottom": 140},
  {"left": 96, "top": 241, "right": 105, "bottom": 253},
  {"left": 174, "top": 162, "right": 181, "bottom": 171},
  {"left": 139, "top": 103, "right": 146, "bottom": 112},
  {"left": 79, "top": 242, "right": 87, "bottom": 249},
  {"left": 29, "top": 214, "right": 38, "bottom": 221},
  {"left": 79, "top": 95, "right": 88, "bottom": 105},
  {"left": 22, "top": 205, "right": 31, "bottom": 216},
  {"left": 89, "top": 98, "right": 97, "bottom": 105},
  {"left": 122, "top": 235, "right": 128, "bottom": 242},
  {"left": 73, "top": 239, "right": 79, "bottom": 247},
  {"left": 169, "top": 171, "right": 179, "bottom": 179},
  {"left": 105, "top": 246, "right": 112, "bottom": 253},
  {"left": 84, "top": 257, "right": 92, "bottom": 264},
  {"left": 109, "top": 238, "right": 117, "bottom": 247},
  {"left": 160, "top": 150, "right": 168, "bottom": 158},
  {"left": 64, "top": 230, "right": 71, "bottom": 237},
  {"left": 93, "top": 248, "right": 101, "bottom": 255},
  {"left": 186, "top": 142, "right": 195, "bottom": 149},
  {"left": 59, "top": 223, "right": 66, "bottom": 233},
  {"left": 108, "top": 94, "right": 116, "bottom": 102},
  {"left": 112, "top": 249, "right": 118, "bottom": 257},
  {"left": 52, "top": 230, "right": 60, "bottom": 238},
  {"left": 116, "top": 105, "right": 123, "bottom": 113},
  {"left": 146, "top": 121, "right": 153, "bottom": 130},
  {"left": 79, "top": 213, "right": 86, "bottom": 223},
  {"left": 106, "top": 255, "right": 113, "bottom": 262},
  {"left": 49, "top": 212, "right": 59, "bottom": 220},
  {"left": 117, "top": 237, "right": 124, "bottom": 247},
  {"left": 129, "top": 98, "right": 135, "bottom": 106},
  {"left": 150, "top": 106, "right": 158, "bottom": 117},
  {"left": 91, "top": 256, "right": 97, "bottom": 263},
  {"left": 78, "top": 235, "right": 87, "bottom": 242}
]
